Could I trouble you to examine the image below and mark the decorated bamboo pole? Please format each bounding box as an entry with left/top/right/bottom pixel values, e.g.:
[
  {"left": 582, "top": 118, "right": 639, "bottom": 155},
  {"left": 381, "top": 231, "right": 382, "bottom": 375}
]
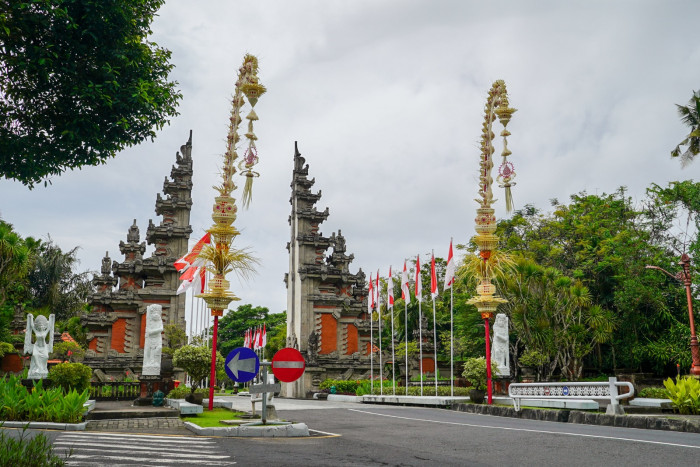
[
  {"left": 466, "top": 80, "right": 516, "bottom": 405},
  {"left": 199, "top": 55, "right": 265, "bottom": 410}
]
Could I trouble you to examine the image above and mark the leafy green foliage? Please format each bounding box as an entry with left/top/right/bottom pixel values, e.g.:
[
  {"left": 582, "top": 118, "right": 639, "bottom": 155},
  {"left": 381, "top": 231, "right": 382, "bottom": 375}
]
[
  {"left": 50, "top": 341, "right": 85, "bottom": 362},
  {"left": 663, "top": 376, "right": 700, "bottom": 414},
  {"left": 638, "top": 386, "right": 669, "bottom": 399},
  {"left": 671, "top": 90, "right": 700, "bottom": 167},
  {"left": 48, "top": 362, "right": 92, "bottom": 392},
  {"left": 0, "top": 426, "right": 68, "bottom": 466},
  {"left": 319, "top": 379, "right": 366, "bottom": 394},
  {"left": 461, "top": 357, "right": 498, "bottom": 391},
  {"left": 163, "top": 324, "right": 187, "bottom": 357},
  {"left": 0, "top": 0, "right": 182, "bottom": 187},
  {"left": 216, "top": 304, "right": 286, "bottom": 359},
  {"left": 166, "top": 386, "right": 208, "bottom": 399},
  {"left": 0, "top": 375, "right": 88, "bottom": 423},
  {"left": 172, "top": 345, "right": 223, "bottom": 393}
]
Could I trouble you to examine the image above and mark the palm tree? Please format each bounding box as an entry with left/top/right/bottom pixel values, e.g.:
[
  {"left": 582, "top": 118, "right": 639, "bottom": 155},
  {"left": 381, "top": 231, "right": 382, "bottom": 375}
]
[{"left": 671, "top": 90, "right": 700, "bottom": 167}]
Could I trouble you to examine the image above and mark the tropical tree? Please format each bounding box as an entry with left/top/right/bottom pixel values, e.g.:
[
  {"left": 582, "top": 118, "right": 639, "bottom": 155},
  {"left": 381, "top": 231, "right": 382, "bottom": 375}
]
[
  {"left": 27, "top": 240, "right": 92, "bottom": 321},
  {"left": 172, "top": 345, "right": 224, "bottom": 396},
  {"left": 215, "top": 304, "right": 286, "bottom": 359},
  {"left": 0, "top": 0, "right": 181, "bottom": 187},
  {"left": 671, "top": 90, "right": 700, "bottom": 167}
]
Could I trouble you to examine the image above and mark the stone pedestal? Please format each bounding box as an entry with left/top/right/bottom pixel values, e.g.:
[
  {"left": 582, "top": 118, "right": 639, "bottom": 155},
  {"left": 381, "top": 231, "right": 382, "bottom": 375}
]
[{"left": 134, "top": 375, "right": 161, "bottom": 406}]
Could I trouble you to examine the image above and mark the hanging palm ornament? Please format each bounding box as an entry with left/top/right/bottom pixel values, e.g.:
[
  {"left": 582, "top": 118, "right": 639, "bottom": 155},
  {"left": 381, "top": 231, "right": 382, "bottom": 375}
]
[
  {"left": 238, "top": 58, "right": 266, "bottom": 209},
  {"left": 466, "top": 80, "right": 516, "bottom": 405},
  {"left": 198, "top": 54, "right": 264, "bottom": 410}
]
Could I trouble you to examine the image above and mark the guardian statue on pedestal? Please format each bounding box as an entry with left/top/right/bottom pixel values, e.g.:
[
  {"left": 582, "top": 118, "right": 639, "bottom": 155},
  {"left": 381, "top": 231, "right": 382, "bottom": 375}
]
[
  {"left": 24, "top": 314, "right": 55, "bottom": 379},
  {"left": 142, "top": 305, "right": 163, "bottom": 376}
]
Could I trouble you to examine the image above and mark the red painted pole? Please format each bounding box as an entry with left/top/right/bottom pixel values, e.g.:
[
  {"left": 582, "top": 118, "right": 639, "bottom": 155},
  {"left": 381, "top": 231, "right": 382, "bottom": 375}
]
[
  {"left": 208, "top": 315, "right": 219, "bottom": 411},
  {"left": 484, "top": 316, "right": 492, "bottom": 405}
]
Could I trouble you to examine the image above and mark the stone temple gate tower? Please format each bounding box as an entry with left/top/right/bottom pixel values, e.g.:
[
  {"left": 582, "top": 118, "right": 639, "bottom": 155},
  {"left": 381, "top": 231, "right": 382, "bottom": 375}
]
[
  {"left": 284, "top": 143, "right": 372, "bottom": 398},
  {"left": 82, "top": 132, "right": 193, "bottom": 377}
]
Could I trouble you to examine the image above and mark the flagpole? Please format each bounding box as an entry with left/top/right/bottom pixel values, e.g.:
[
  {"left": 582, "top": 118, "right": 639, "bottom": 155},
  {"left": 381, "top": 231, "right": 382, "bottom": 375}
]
[
  {"left": 450, "top": 284, "right": 454, "bottom": 398},
  {"left": 419, "top": 297, "right": 423, "bottom": 397},
  {"left": 390, "top": 266, "right": 396, "bottom": 396},
  {"left": 370, "top": 307, "right": 374, "bottom": 394},
  {"left": 378, "top": 273, "right": 383, "bottom": 397},
  {"left": 404, "top": 298, "right": 408, "bottom": 396},
  {"left": 432, "top": 294, "right": 437, "bottom": 396}
]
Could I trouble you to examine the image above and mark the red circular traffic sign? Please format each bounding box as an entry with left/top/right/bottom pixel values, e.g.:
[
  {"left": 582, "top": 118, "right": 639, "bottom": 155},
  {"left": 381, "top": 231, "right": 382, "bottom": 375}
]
[{"left": 272, "top": 347, "right": 306, "bottom": 382}]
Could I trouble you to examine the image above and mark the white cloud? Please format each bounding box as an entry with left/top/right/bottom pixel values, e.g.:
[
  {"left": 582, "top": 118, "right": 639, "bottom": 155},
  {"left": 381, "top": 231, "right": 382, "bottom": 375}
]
[{"left": 2, "top": 0, "right": 699, "bottom": 322}]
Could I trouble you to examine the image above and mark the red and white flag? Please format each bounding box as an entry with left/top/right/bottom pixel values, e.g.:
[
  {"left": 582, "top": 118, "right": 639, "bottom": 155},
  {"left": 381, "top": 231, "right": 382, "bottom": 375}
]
[
  {"left": 368, "top": 273, "right": 375, "bottom": 312},
  {"left": 176, "top": 266, "right": 206, "bottom": 295},
  {"left": 415, "top": 255, "right": 422, "bottom": 302},
  {"left": 431, "top": 252, "right": 438, "bottom": 299},
  {"left": 262, "top": 324, "right": 267, "bottom": 348},
  {"left": 253, "top": 328, "right": 260, "bottom": 351},
  {"left": 444, "top": 239, "right": 455, "bottom": 289},
  {"left": 387, "top": 266, "right": 394, "bottom": 307},
  {"left": 244, "top": 329, "right": 250, "bottom": 348},
  {"left": 375, "top": 270, "right": 380, "bottom": 309},
  {"left": 174, "top": 233, "right": 211, "bottom": 271},
  {"left": 401, "top": 261, "right": 410, "bottom": 302}
]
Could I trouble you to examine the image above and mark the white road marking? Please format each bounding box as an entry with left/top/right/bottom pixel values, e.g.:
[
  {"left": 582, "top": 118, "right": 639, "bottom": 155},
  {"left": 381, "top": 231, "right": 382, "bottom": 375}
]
[{"left": 348, "top": 408, "right": 700, "bottom": 449}]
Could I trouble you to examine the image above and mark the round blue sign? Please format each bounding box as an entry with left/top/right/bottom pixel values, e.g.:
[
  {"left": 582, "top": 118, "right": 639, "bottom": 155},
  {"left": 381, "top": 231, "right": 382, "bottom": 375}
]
[
  {"left": 224, "top": 347, "right": 260, "bottom": 383},
  {"left": 562, "top": 386, "right": 569, "bottom": 396}
]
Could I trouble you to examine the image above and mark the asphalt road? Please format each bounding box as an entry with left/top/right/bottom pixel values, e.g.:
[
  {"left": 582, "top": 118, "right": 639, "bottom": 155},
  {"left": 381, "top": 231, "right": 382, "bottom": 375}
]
[{"left": 7, "top": 400, "right": 700, "bottom": 466}]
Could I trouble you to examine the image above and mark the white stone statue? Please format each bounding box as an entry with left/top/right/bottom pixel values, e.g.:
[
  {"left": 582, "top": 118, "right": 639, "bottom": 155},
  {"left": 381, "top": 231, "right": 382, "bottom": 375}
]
[
  {"left": 24, "top": 314, "right": 55, "bottom": 379},
  {"left": 491, "top": 313, "right": 510, "bottom": 377},
  {"left": 142, "top": 304, "right": 164, "bottom": 376}
]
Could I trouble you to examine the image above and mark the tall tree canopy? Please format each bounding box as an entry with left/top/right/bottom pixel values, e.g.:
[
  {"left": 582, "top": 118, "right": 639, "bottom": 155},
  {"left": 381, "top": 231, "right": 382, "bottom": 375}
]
[
  {"left": 0, "top": 0, "right": 181, "bottom": 187},
  {"left": 671, "top": 90, "right": 700, "bottom": 167}
]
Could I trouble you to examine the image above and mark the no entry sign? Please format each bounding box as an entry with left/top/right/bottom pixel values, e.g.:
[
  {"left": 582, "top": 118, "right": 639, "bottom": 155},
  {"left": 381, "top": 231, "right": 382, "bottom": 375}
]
[{"left": 271, "top": 347, "right": 306, "bottom": 382}]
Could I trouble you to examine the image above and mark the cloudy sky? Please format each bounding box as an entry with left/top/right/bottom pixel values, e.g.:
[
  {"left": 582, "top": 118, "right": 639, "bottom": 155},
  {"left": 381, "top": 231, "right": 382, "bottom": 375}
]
[{"left": 1, "top": 1, "right": 699, "bottom": 329}]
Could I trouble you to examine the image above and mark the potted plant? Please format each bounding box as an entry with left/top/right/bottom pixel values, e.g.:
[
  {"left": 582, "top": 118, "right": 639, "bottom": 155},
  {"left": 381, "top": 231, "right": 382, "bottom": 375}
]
[
  {"left": 518, "top": 349, "right": 548, "bottom": 382},
  {"left": 172, "top": 345, "right": 224, "bottom": 404},
  {"left": 462, "top": 357, "right": 499, "bottom": 404}
]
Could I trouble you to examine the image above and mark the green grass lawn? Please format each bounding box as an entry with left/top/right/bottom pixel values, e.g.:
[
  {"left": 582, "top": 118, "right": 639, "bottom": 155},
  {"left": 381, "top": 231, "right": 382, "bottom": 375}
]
[{"left": 182, "top": 408, "right": 247, "bottom": 427}]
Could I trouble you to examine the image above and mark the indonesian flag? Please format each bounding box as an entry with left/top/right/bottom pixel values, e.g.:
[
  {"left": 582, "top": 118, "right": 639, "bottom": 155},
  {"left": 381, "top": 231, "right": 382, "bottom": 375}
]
[
  {"left": 176, "top": 266, "right": 206, "bottom": 295},
  {"left": 444, "top": 239, "right": 455, "bottom": 289},
  {"left": 431, "top": 252, "right": 438, "bottom": 299},
  {"left": 174, "top": 233, "right": 211, "bottom": 271},
  {"left": 375, "top": 270, "right": 380, "bottom": 309},
  {"left": 387, "top": 266, "right": 394, "bottom": 307},
  {"left": 368, "top": 273, "right": 375, "bottom": 312},
  {"left": 401, "top": 260, "right": 410, "bottom": 302},
  {"left": 244, "top": 329, "right": 250, "bottom": 348},
  {"left": 261, "top": 324, "right": 267, "bottom": 348},
  {"left": 253, "top": 328, "right": 260, "bottom": 351},
  {"left": 415, "top": 255, "right": 422, "bottom": 302}
]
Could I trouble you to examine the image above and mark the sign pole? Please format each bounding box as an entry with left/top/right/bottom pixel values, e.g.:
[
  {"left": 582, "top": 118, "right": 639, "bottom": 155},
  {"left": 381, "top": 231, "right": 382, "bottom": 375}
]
[{"left": 261, "top": 363, "right": 268, "bottom": 424}]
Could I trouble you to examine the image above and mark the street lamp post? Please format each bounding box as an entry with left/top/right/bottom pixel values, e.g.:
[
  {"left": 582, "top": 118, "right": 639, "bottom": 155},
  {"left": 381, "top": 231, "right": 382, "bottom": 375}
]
[{"left": 646, "top": 253, "right": 700, "bottom": 376}]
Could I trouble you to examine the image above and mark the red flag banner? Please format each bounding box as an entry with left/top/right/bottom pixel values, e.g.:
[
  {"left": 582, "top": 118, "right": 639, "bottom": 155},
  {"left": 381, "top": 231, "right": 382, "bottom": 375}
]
[
  {"left": 415, "top": 255, "right": 422, "bottom": 302},
  {"left": 444, "top": 239, "right": 455, "bottom": 289},
  {"left": 430, "top": 252, "right": 438, "bottom": 299},
  {"left": 388, "top": 266, "right": 394, "bottom": 307},
  {"left": 401, "top": 261, "right": 410, "bottom": 302}
]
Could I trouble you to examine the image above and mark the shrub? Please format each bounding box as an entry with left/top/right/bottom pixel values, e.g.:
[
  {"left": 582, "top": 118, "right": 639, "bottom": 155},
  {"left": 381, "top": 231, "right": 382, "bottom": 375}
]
[
  {"left": 0, "top": 341, "right": 16, "bottom": 358},
  {"left": 0, "top": 376, "right": 88, "bottom": 423},
  {"left": 518, "top": 349, "right": 548, "bottom": 368},
  {"left": 462, "top": 357, "right": 499, "bottom": 391},
  {"left": 638, "top": 386, "right": 668, "bottom": 399},
  {"left": 663, "top": 376, "right": 700, "bottom": 414},
  {"left": 0, "top": 426, "right": 68, "bottom": 466},
  {"left": 172, "top": 345, "right": 224, "bottom": 395},
  {"left": 49, "top": 362, "right": 92, "bottom": 393},
  {"left": 166, "top": 386, "right": 208, "bottom": 400},
  {"left": 319, "top": 379, "right": 367, "bottom": 394},
  {"left": 50, "top": 341, "right": 85, "bottom": 363}
]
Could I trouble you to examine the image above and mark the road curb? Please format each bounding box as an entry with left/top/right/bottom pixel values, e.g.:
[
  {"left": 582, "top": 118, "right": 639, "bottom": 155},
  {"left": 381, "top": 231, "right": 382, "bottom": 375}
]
[
  {"left": 184, "top": 421, "right": 310, "bottom": 437},
  {"left": 0, "top": 420, "right": 87, "bottom": 431},
  {"left": 451, "top": 402, "right": 700, "bottom": 433}
]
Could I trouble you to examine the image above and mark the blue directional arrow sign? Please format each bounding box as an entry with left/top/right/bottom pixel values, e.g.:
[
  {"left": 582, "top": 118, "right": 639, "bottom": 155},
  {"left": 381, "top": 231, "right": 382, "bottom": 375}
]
[{"left": 225, "top": 347, "right": 259, "bottom": 383}]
